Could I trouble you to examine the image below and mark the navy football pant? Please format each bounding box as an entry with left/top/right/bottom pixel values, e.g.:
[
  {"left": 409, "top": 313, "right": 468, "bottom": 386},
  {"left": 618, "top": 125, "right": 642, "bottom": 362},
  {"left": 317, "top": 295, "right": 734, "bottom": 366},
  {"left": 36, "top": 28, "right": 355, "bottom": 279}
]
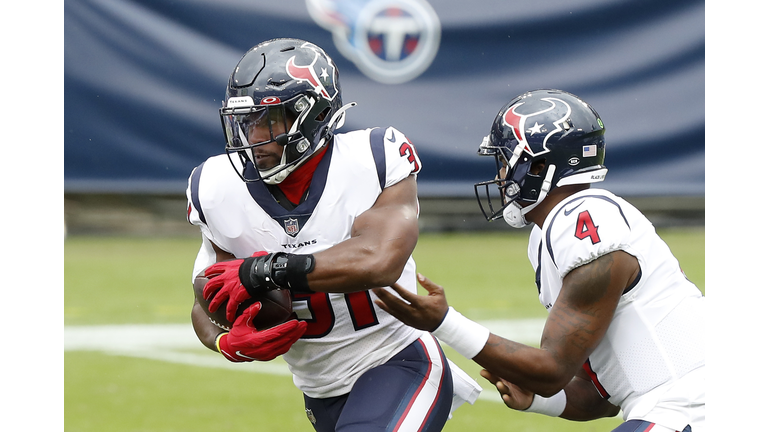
[{"left": 303, "top": 333, "right": 453, "bottom": 432}]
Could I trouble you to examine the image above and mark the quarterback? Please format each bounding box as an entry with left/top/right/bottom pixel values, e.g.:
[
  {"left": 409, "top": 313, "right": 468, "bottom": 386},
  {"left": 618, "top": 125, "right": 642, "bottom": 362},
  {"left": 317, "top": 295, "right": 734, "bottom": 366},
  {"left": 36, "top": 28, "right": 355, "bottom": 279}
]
[
  {"left": 186, "top": 38, "right": 480, "bottom": 432},
  {"left": 374, "top": 89, "right": 705, "bottom": 432}
]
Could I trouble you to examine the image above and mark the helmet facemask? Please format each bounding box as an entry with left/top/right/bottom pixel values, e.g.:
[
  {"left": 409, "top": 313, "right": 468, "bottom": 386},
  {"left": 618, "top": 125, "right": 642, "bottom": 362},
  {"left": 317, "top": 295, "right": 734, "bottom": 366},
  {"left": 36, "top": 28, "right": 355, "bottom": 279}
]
[
  {"left": 221, "top": 95, "right": 324, "bottom": 184},
  {"left": 474, "top": 136, "right": 551, "bottom": 222}
]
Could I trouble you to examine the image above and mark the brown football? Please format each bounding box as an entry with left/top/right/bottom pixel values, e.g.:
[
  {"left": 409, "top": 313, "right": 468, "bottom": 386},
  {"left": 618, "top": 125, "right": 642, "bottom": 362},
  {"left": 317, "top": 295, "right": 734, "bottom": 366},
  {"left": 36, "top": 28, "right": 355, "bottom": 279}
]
[{"left": 193, "top": 272, "right": 293, "bottom": 331}]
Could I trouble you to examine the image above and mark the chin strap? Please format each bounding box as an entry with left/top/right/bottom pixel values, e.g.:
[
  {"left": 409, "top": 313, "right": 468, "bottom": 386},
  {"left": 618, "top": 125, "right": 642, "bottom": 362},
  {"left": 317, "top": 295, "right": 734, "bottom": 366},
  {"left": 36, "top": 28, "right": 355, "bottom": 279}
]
[
  {"left": 503, "top": 165, "right": 556, "bottom": 228},
  {"left": 521, "top": 165, "right": 556, "bottom": 217},
  {"left": 504, "top": 141, "right": 526, "bottom": 171},
  {"left": 327, "top": 102, "right": 357, "bottom": 132}
]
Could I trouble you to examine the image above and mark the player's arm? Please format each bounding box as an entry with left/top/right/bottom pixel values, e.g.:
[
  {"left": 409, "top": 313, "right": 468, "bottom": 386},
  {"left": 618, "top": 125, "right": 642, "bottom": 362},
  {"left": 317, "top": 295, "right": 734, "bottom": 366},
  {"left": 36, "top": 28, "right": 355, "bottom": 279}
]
[
  {"left": 481, "top": 366, "right": 619, "bottom": 420},
  {"left": 204, "top": 175, "right": 418, "bottom": 320},
  {"left": 476, "top": 250, "right": 636, "bottom": 395},
  {"left": 192, "top": 300, "right": 221, "bottom": 352},
  {"left": 307, "top": 174, "right": 419, "bottom": 293},
  {"left": 374, "top": 249, "right": 638, "bottom": 397}
]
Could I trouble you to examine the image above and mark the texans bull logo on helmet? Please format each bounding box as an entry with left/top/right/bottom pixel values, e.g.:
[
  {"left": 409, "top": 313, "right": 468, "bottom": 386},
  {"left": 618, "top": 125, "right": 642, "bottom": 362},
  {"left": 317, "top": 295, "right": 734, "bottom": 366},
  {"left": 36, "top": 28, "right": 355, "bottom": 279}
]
[
  {"left": 502, "top": 97, "right": 573, "bottom": 157},
  {"left": 286, "top": 46, "right": 339, "bottom": 102}
]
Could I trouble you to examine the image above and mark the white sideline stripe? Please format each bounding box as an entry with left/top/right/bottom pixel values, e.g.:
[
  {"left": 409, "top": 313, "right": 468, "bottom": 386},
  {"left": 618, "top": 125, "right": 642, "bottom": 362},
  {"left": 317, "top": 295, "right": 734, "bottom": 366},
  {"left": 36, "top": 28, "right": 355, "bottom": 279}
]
[
  {"left": 63, "top": 323, "right": 294, "bottom": 376},
  {"left": 64, "top": 318, "right": 546, "bottom": 404}
]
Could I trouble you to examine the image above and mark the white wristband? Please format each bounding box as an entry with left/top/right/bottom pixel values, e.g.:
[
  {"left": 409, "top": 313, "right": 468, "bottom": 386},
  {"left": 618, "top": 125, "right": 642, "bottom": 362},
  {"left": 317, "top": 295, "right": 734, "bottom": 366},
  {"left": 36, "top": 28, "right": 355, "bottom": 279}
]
[
  {"left": 431, "top": 307, "right": 490, "bottom": 359},
  {"left": 523, "top": 390, "right": 566, "bottom": 417}
]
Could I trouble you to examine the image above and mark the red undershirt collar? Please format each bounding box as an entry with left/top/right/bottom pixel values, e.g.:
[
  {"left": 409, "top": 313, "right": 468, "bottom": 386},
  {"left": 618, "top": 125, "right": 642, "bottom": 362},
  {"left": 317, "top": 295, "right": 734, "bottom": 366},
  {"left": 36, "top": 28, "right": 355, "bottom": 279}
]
[{"left": 277, "top": 146, "right": 328, "bottom": 205}]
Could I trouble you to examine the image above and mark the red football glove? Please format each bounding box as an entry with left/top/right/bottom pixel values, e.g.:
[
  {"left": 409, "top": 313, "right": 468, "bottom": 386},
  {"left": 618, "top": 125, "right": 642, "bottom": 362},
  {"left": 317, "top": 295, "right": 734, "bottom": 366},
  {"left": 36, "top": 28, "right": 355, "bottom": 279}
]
[
  {"left": 216, "top": 302, "right": 307, "bottom": 362},
  {"left": 204, "top": 251, "right": 268, "bottom": 323}
]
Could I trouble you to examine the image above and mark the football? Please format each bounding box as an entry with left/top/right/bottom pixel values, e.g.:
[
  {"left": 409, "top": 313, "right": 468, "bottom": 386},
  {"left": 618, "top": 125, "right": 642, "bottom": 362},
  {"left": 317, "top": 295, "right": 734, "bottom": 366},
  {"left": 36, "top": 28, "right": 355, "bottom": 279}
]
[{"left": 193, "top": 272, "right": 293, "bottom": 331}]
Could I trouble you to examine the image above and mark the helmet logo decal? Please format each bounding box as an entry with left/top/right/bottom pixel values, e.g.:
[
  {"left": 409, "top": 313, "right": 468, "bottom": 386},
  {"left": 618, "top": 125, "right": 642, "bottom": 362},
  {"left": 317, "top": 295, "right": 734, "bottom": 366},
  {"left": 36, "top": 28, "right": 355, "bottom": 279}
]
[
  {"left": 502, "top": 97, "right": 572, "bottom": 157},
  {"left": 286, "top": 51, "right": 338, "bottom": 101},
  {"left": 527, "top": 122, "right": 545, "bottom": 135},
  {"left": 260, "top": 96, "right": 281, "bottom": 105}
]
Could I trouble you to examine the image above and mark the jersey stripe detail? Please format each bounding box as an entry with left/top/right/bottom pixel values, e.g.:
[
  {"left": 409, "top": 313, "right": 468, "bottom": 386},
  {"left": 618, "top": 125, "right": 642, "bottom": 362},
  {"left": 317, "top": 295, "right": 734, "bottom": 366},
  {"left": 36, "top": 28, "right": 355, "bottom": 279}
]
[
  {"left": 582, "top": 358, "right": 610, "bottom": 399},
  {"left": 391, "top": 334, "right": 447, "bottom": 432},
  {"left": 369, "top": 127, "right": 387, "bottom": 191},
  {"left": 535, "top": 241, "right": 542, "bottom": 294},
  {"left": 189, "top": 162, "right": 206, "bottom": 225}
]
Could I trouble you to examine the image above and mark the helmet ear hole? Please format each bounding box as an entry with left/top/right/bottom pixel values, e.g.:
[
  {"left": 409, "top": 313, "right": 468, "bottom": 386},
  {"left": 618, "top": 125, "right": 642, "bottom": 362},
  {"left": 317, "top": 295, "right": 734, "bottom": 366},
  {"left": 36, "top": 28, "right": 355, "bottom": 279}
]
[
  {"left": 531, "top": 159, "right": 547, "bottom": 175},
  {"left": 316, "top": 107, "right": 331, "bottom": 122}
]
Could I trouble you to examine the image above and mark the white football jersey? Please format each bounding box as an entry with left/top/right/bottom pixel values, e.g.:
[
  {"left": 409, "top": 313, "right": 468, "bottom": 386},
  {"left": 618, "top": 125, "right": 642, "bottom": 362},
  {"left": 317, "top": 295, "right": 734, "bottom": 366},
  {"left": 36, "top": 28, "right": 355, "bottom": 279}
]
[
  {"left": 528, "top": 188, "right": 705, "bottom": 429},
  {"left": 186, "top": 127, "right": 425, "bottom": 398}
]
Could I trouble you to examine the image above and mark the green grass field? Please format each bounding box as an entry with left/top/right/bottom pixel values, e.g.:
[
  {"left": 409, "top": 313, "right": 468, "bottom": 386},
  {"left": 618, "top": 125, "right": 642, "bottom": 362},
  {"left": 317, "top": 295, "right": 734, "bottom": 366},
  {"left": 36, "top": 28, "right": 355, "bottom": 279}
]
[{"left": 64, "top": 228, "right": 704, "bottom": 431}]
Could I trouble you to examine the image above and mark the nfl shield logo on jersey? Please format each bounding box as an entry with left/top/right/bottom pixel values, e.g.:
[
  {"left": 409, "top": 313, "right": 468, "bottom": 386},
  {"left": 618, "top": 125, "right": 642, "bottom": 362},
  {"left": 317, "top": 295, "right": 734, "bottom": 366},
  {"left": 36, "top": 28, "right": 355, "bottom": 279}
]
[{"left": 284, "top": 218, "right": 300, "bottom": 236}]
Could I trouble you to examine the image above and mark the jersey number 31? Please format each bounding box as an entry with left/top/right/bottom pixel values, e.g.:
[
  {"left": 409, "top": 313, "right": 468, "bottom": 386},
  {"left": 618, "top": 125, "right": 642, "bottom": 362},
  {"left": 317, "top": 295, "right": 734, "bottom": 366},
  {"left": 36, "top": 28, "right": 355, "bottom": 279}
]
[{"left": 292, "top": 291, "right": 379, "bottom": 338}]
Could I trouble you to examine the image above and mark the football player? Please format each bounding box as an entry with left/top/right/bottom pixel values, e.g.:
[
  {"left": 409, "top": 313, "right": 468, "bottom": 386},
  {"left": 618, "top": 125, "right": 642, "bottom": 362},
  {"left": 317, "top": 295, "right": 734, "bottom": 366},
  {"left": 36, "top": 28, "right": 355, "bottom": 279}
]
[
  {"left": 374, "top": 89, "right": 705, "bottom": 432},
  {"left": 186, "top": 38, "right": 481, "bottom": 432}
]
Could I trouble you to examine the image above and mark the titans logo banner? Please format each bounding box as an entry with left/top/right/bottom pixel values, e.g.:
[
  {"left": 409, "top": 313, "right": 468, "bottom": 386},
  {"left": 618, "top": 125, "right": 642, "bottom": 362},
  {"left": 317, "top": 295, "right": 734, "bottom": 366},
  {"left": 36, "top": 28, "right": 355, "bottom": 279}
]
[{"left": 307, "top": 0, "right": 441, "bottom": 84}]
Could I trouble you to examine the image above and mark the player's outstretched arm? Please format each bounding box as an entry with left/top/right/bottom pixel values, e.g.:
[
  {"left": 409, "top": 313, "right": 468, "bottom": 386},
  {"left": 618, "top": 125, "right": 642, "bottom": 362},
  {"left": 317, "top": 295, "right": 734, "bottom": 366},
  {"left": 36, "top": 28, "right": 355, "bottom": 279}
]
[
  {"left": 375, "top": 250, "right": 638, "bottom": 398},
  {"left": 308, "top": 175, "right": 420, "bottom": 293},
  {"left": 480, "top": 367, "right": 619, "bottom": 420}
]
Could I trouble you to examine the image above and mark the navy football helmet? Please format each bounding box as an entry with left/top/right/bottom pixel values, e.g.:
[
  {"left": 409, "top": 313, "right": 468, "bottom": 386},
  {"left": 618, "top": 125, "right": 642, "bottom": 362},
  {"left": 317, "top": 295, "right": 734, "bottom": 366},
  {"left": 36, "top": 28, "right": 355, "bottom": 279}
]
[
  {"left": 475, "top": 89, "right": 607, "bottom": 226},
  {"left": 220, "top": 38, "right": 355, "bottom": 184}
]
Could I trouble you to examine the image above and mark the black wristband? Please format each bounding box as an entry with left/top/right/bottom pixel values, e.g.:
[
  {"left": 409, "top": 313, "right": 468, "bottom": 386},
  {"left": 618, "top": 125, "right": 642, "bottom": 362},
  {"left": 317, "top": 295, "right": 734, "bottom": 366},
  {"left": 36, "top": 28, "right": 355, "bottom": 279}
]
[
  {"left": 282, "top": 254, "right": 316, "bottom": 293},
  {"left": 239, "top": 253, "right": 316, "bottom": 296}
]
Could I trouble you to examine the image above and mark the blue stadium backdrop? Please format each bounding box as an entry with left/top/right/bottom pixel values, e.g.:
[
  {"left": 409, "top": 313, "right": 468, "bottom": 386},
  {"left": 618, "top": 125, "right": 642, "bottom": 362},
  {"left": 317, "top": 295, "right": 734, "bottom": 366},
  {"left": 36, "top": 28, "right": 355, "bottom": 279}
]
[{"left": 64, "top": 0, "right": 704, "bottom": 197}]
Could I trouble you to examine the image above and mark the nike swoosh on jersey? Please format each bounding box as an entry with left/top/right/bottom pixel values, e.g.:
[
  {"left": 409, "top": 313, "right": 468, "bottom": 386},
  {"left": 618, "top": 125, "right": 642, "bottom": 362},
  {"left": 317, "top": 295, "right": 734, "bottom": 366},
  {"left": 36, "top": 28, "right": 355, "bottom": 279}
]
[
  {"left": 563, "top": 201, "right": 584, "bottom": 216},
  {"left": 387, "top": 129, "right": 396, "bottom": 142}
]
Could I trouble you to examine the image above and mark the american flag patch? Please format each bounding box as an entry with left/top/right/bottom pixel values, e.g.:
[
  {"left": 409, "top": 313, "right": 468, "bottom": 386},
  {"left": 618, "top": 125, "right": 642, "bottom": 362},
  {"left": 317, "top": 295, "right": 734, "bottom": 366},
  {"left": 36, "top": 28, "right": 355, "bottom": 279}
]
[{"left": 583, "top": 145, "right": 597, "bottom": 157}]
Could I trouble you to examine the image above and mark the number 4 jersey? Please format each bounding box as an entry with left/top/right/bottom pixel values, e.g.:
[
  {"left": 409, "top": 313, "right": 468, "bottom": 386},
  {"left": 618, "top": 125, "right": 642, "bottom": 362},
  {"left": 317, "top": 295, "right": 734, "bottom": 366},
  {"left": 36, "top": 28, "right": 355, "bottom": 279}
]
[
  {"left": 186, "top": 127, "right": 426, "bottom": 398},
  {"left": 528, "top": 188, "right": 705, "bottom": 428}
]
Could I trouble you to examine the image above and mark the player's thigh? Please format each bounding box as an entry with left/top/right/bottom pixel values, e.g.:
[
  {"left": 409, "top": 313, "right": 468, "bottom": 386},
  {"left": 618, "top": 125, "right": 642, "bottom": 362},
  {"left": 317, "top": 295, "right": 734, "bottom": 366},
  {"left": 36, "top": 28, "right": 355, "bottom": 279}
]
[{"left": 337, "top": 334, "right": 453, "bottom": 432}]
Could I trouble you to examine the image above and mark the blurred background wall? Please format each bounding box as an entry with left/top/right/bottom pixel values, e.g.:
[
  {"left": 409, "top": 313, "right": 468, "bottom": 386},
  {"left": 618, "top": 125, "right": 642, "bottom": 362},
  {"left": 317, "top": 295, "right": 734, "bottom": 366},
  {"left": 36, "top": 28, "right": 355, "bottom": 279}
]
[{"left": 64, "top": 0, "right": 704, "bottom": 235}]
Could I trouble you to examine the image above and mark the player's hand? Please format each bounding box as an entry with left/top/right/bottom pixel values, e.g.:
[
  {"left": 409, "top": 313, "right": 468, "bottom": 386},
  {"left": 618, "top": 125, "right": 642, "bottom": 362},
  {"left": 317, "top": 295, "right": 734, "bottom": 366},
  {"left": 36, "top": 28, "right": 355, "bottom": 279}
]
[
  {"left": 372, "top": 273, "right": 449, "bottom": 332},
  {"left": 204, "top": 251, "right": 269, "bottom": 323},
  {"left": 479, "top": 369, "right": 535, "bottom": 411},
  {"left": 217, "top": 302, "right": 307, "bottom": 362}
]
